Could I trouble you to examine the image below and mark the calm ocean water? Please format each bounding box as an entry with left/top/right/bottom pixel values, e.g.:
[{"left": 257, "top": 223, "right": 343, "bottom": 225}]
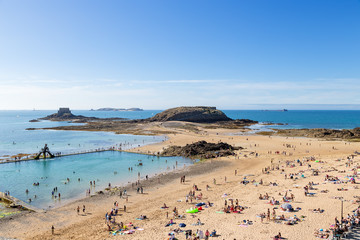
[{"left": 223, "top": 110, "right": 360, "bottom": 130}]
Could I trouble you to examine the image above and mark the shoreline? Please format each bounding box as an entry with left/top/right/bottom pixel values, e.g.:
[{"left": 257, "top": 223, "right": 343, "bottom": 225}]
[
  {"left": 0, "top": 153, "right": 229, "bottom": 226},
  {"left": 0, "top": 148, "right": 195, "bottom": 211}
]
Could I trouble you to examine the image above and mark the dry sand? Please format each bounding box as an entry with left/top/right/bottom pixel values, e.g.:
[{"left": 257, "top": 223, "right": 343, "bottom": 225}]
[{"left": 1, "top": 125, "right": 360, "bottom": 240}]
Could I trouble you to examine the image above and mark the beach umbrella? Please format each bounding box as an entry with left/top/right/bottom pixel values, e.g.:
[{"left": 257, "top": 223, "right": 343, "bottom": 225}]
[{"left": 281, "top": 203, "right": 292, "bottom": 210}]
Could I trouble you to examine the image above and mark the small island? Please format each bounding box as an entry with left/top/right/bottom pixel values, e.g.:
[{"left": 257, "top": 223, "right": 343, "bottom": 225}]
[{"left": 29, "top": 108, "right": 127, "bottom": 123}]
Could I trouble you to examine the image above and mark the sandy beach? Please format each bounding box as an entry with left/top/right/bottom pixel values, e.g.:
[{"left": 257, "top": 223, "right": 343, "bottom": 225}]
[{"left": 1, "top": 125, "right": 360, "bottom": 240}]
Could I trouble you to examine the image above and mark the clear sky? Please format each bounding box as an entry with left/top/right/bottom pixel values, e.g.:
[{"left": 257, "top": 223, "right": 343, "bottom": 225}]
[{"left": 0, "top": 0, "right": 359, "bottom": 110}]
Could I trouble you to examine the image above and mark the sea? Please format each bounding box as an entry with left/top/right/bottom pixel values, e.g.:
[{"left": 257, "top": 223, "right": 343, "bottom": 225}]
[{"left": 1, "top": 109, "right": 360, "bottom": 210}]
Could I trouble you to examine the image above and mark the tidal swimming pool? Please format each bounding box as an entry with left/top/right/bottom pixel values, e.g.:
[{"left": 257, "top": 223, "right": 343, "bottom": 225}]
[{"left": 0, "top": 151, "right": 192, "bottom": 209}]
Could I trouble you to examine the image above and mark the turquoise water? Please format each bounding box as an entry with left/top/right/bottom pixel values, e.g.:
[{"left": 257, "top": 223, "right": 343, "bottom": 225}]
[
  {"left": 223, "top": 110, "right": 360, "bottom": 130},
  {"left": 0, "top": 151, "right": 192, "bottom": 209},
  {"left": 0, "top": 110, "right": 164, "bottom": 157}
]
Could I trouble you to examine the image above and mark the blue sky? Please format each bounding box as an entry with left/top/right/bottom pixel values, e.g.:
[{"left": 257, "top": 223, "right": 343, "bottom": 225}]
[{"left": 0, "top": 0, "right": 359, "bottom": 110}]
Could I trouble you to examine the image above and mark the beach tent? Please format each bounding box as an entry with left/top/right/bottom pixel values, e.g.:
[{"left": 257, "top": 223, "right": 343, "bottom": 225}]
[
  {"left": 179, "top": 223, "right": 186, "bottom": 227},
  {"left": 281, "top": 203, "right": 293, "bottom": 211}
]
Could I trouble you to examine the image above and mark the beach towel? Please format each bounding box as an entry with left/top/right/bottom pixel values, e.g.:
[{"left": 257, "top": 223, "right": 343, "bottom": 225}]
[{"left": 238, "top": 224, "right": 249, "bottom": 227}]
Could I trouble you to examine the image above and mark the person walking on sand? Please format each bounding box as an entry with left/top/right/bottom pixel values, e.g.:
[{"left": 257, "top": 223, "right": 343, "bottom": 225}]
[
  {"left": 51, "top": 225, "right": 54, "bottom": 235},
  {"left": 77, "top": 206, "right": 80, "bottom": 215},
  {"left": 205, "top": 230, "right": 210, "bottom": 240},
  {"left": 83, "top": 205, "right": 85, "bottom": 213}
]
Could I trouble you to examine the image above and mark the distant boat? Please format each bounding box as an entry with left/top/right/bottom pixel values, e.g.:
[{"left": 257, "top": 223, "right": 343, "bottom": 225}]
[{"left": 262, "top": 109, "right": 288, "bottom": 112}]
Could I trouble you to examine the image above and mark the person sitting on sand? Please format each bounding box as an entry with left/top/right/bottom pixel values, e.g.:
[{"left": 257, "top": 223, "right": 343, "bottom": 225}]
[
  {"left": 273, "top": 232, "right": 282, "bottom": 239},
  {"left": 312, "top": 208, "right": 324, "bottom": 213},
  {"left": 224, "top": 206, "right": 230, "bottom": 213},
  {"left": 107, "top": 223, "right": 112, "bottom": 231},
  {"left": 138, "top": 215, "right": 147, "bottom": 220},
  {"left": 265, "top": 193, "right": 269, "bottom": 200},
  {"left": 230, "top": 205, "right": 235, "bottom": 212},
  {"left": 165, "top": 219, "right": 174, "bottom": 227},
  {"left": 111, "top": 215, "right": 116, "bottom": 224},
  {"left": 270, "top": 197, "right": 279, "bottom": 205},
  {"left": 162, "top": 203, "right": 168, "bottom": 209}
]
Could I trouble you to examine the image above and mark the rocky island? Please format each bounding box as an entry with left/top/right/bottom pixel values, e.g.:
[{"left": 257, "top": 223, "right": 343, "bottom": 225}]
[
  {"left": 30, "top": 108, "right": 127, "bottom": 123},
  {"left": 147, "top": 106, "right": 231, "bottom": 123},
  {"left": 146, "top": 106, "right": 257, "bottom": 126},
  {"left": 161, "top": 140, "right": 242, "bottom": 159}
]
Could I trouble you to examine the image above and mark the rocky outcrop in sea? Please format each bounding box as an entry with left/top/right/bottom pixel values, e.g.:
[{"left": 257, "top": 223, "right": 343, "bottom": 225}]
[
  {"left": 31, "top": 108, "right": 126, "bottom": 123},
  {"left": 147, "top": 106, "right": 232, "bottom": 123},
  {"left": 161, "top": 140, "right": 242, "bottom": 159}
]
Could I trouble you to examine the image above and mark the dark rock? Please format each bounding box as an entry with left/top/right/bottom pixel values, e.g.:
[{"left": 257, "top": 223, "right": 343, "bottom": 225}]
[
  {"left": 161, "top": 140, "right": 242, "bottom": 159},
  {"left": 148, "top": 106, "right": 232, "bottom": 123},
  {"left": 276, "top": 128, "right": 360, "bottom": 140}
]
